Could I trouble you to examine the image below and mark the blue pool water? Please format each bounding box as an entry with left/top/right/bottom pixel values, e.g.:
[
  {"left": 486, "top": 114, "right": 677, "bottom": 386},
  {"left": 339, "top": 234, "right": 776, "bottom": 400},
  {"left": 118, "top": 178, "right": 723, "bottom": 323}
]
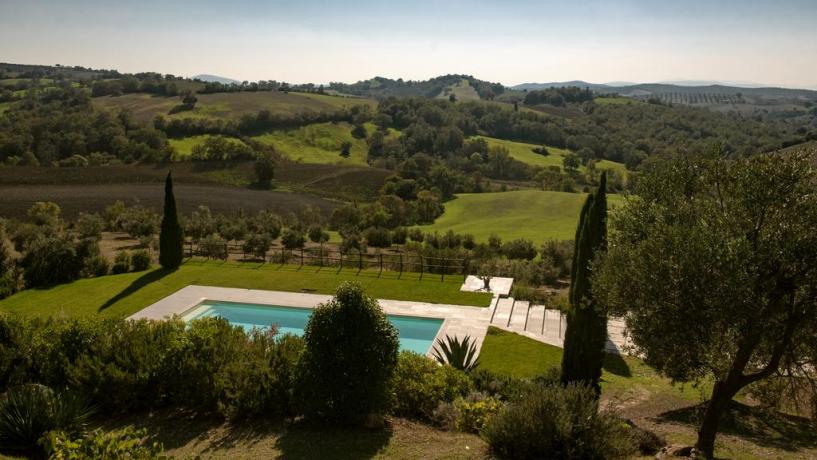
[{"left": 182, "top": 301, "right": 444, "bottom": 354}]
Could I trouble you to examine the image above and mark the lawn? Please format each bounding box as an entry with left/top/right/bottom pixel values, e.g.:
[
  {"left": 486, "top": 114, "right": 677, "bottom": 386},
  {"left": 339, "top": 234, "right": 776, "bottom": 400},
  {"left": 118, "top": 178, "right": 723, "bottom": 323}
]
[
  {"left": 418, "top": 190, "right": 625, "bottom": 242},
  {"left": 0, "top": 261, "right": 492, "bottom": 319},
  {"left": 478, "top": 136, "right": 627, "bottom": 173},
  {"left": 251, "top": 122, "right": 370, "bottom": 166}
]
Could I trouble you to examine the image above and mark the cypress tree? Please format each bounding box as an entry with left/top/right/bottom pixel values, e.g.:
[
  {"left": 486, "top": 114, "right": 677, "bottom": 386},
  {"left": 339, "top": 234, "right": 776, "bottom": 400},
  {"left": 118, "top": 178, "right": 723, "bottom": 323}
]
[
  {"left": 159, "top": 171, "right": 184, "bottom": 269},
  {"left": 561, "top": 172, "right": 608, "bottom": 395}
]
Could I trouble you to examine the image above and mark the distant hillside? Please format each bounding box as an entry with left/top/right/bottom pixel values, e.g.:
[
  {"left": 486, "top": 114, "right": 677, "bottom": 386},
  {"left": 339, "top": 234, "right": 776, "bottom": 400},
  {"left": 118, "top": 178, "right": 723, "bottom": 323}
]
[
  {"left": 192, "top": 74, "right": 241, "bottom": 85},
  {"left": 329, "top": 74, "right": 506, "bottom": 100},
  {"left": 513, "top": 81, "right": 611, "bottom": 92},
  {"left": 513, "top": 81, "right": 817, "bottom": 100}
]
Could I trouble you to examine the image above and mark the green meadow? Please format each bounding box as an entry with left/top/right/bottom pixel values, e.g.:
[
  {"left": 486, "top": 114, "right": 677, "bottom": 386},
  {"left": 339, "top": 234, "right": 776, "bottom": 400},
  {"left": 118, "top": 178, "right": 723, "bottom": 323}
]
[
  {"left": 478, "top": 136, "right": 627, "bottom": 173},
  {"left": 419, "top": 190, "right": 625, "bottom": 242}
]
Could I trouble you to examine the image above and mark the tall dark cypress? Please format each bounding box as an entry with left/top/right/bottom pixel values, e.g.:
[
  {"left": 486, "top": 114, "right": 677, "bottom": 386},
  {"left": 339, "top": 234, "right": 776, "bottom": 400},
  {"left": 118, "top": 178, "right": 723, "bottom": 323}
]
[
  {"left": 159, "top": 171, "right": 184, "bottom": 269},
  {"left": 561, "top": 172, "right": 608, "bottom": 395}
]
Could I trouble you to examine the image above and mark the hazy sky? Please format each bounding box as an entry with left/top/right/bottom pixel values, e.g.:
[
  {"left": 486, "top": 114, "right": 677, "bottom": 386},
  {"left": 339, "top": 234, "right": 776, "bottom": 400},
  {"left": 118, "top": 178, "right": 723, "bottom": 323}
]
[{"left": 2, "top": 0, "right": 816, "bottom": 88}]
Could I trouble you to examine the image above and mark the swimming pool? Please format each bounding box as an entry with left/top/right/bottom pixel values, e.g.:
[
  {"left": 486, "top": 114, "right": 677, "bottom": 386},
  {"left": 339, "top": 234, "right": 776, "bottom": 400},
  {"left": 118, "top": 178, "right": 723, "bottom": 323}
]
[{"left": 182, "top": 300, "right": 444, "bottom": 355}]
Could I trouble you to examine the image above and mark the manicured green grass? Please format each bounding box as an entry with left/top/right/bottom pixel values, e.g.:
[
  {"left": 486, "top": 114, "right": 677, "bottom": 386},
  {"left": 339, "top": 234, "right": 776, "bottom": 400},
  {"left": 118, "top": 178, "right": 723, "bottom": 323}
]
[
  {"left": 418, "top": 190, "right": 625, "bottom": 242},
  {"left": 0, "top": 261, "right": 491, "bottom": 319},
  {"left": 478, "top": 136, "right": 627, "bottom": 173},
  {"left": 252, "top": 122, "right": 369, "bottom": 166},
  {"left": 478, "top": 327, "right": 702, "bottom": 402}
]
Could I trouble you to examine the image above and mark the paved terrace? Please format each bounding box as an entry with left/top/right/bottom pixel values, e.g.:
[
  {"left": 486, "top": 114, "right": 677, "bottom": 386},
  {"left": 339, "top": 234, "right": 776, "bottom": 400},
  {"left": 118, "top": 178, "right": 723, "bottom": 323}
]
[
  {"left": 129, "top": 285, "right": 494, "bottom": 357},
  {"left": 131, "top": 279, "right": 632, "bottom": 357}
]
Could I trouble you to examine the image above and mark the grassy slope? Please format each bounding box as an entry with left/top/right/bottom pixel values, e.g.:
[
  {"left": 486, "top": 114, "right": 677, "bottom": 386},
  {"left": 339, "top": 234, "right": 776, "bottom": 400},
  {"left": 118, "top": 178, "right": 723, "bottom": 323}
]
[
  {"left": 478, "top": 327, "right": 699, "bottom": 402},
  {"left": 479, "top": 327, "right": 817, "bottom": 459},
  {"left": 479, "top": 136, "right": 627, "bottom": 173},
  {"left": 418, "top": 190, "right": 625, "bottom": 242},
  {"left": 100, "top": 414, "right": 486, "bottom": 460},
  {"left": 0, "top": 261, "right": 491, "bottom": 319},
  {"left": 251, "top": 122, "right": 369, "bottom": 166},
  {"left": 167, "top": 134, "right": 225, "bottom": 158}
]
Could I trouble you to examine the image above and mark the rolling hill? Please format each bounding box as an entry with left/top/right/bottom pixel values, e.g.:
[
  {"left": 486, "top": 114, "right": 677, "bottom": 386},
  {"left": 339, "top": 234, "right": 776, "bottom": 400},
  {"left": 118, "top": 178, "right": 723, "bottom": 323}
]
[
  {"left": 417, "top": 190, "right": 625, "bottom": 242},
  {"left": 192, "top": 74, "right": 241, "bottom": 84}
]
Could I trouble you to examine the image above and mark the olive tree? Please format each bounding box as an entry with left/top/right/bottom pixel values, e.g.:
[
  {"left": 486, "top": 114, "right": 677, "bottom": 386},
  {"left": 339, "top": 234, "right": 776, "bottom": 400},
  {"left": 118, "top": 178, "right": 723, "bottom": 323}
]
[{"left": 594, "top": 152, "right": 817, "bottom": 457}]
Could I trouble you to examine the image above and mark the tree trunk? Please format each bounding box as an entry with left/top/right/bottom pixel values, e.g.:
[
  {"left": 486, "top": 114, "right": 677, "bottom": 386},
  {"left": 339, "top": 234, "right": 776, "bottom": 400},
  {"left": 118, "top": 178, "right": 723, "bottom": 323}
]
[{"left": 696, "top": 378, "right": 740, "bottom": 458}]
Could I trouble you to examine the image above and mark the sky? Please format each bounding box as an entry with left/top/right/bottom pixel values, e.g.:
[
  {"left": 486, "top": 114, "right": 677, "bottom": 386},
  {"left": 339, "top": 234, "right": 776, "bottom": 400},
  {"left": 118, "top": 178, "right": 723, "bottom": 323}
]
[{"left": 1, "top": 0, "right": 816, "bottom": 89}]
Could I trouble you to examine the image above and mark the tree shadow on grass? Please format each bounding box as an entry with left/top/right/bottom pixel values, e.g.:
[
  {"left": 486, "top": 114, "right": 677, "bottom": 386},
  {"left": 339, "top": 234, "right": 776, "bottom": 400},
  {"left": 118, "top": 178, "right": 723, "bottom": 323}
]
[
  {"left": 602, "top": 351, "right": 632, "bottom": 377},
  {"left": 98, "top": 267, "right": 176, "bottom": 312},
  {"left": 274, "top": 419, "right": 393, "bottom": 460},
  {"left": 101, "top": 410, "right": 393, "bottom": 458},
  {"left": 657, "top": 401, "right": 817, "bottom": 452}
]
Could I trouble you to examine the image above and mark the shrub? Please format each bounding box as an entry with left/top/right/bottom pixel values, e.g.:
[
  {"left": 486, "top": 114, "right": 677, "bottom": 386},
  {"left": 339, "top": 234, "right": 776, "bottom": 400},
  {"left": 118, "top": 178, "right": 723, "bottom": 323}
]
[
  {"left": 431, "top": 335, "right": 480, "bottom": 372},
  {"left": 455, "top": 393, "right": 502, "bottom": 434},
  {"left": 0, "top": 384, "right": 93, "bottom": 455},
  {"left": 84, "top": 255, "right": 110, "bottom": 277},
  {"left": 242, "top": 233, "right": 272, "bottom": 259},
  {"left": 391, "top": 227, "right": 408, "bottom": 245},
  {"left": 483, "top": 383, "right": 635, "bottom": 460},
  {"left": 364, "top": 226, "right": 392, "bottom": 248},
  {"left": 281, "top": 228, "right": 306, "bottom": 250},
  {"left": 254, "top": 155, "right": 275, "bottom": 189},
  {"left": 297, "top": 282, "right": 399, "bottom": 424},
  {"left": 130, "top": 250, "right": 151, "bottom": 271},
  {"left": 66, "top": 319, "right": 188, "bottom": 412},
  {"left": 74, "top": 212, "right": 104, "bottom": 240},
  {"left": 501, "top": 239, "right": 537, "bottom": 260},
  {"left": 390, "top": 352, "right": 472, "bottom": 420},
  {"left": 215, "top": 332, "right": 303, "bottom": 419},
  {"left": 408, "top": 228, "right": 424, "bottom": 243},
  {"left": 111, "top": 251, "right": 131, "bottom": 274},
  {"left": 19, "top": 235, "right": 90, "bottom": 288},
  {"left": 198, "top": 233, "right": 227, "bottom": 259},
  {"left": 0, "top": 272, "right": 17, "bottom": 300},
  {"left": 469, "top": 369, "right": 531, "bottom": 401},
  {"left": 43, "top": 428, "right": 163, "bottom": 459},
  {"left": 625, "top": 420, "right": 666, "bottom": 456}
]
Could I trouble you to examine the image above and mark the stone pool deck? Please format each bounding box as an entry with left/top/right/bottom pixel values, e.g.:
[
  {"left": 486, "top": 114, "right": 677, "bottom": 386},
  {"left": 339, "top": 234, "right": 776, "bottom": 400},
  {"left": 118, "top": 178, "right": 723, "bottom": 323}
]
[
  {"left": 130, "top": 284, "right": 633, "bottom": 358},
  {"left": 129, "top": 285, "right": 494, "bottom": 357}
]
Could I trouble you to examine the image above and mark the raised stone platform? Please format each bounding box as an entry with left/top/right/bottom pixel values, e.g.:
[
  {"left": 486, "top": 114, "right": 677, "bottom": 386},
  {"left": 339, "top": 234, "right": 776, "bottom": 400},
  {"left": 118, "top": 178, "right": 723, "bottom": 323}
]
[{"left": 460, "top": 275, "right": 514, "bottom": 296}]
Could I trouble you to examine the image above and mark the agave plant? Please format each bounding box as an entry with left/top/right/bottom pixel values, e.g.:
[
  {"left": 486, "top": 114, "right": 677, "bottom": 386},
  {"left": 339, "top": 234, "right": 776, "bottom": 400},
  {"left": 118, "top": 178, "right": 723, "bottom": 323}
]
[
  {"left": 432, "top": 335, "right": 480, "bottom": 372},
  {"left": 0, "top": 384, "right": 94, "bottom": 455}
]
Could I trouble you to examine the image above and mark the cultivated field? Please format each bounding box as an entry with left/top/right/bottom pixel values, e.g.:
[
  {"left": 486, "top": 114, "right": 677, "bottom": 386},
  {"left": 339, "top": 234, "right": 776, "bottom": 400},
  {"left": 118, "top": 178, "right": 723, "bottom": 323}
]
[
  {"left": 418, "top": 190, "right": 625, "bottom": 242},
  {"left": 93, "top": 91, "right": 377, "bottom": 122},
  {"left": 0, "top": 183, "right": 339, "bottom": 219}
]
